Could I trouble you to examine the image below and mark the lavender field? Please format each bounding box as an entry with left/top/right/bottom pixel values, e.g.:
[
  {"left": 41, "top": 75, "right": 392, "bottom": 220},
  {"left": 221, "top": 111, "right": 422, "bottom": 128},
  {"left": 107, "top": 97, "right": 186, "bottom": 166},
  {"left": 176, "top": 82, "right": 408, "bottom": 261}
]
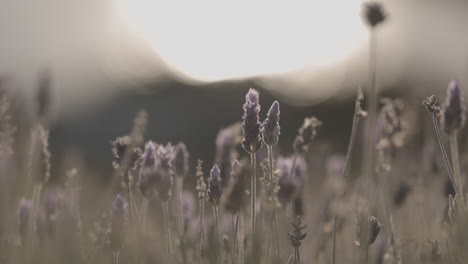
[{"left": 1, "top": 1, "right": 468, "bottom": 264}]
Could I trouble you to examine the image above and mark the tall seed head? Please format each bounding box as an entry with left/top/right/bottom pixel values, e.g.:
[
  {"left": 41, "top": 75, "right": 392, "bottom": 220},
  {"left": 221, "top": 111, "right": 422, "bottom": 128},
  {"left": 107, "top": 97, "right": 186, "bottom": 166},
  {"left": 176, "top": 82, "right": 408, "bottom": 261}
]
[
  {"left": 215, "top": 128, "right": 237, "bottom": 188},
  {"left": 362, "top": 1, "right": 386, "bottom": 28},
  {"left": 262, "top": 101, "right": 280, "bottom": 146},
  {"left": 442, "top": 81, "right": 465, "bottom": 135},
  {"left": 241, "top": 88, "right": 263, "bottom": 153}
]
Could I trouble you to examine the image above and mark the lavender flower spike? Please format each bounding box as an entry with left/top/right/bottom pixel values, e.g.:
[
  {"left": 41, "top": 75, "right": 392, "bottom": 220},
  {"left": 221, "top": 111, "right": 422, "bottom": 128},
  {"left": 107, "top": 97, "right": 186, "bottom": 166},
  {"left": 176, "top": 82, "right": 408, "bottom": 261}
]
[
  {"left": 442, "top": 81, "right": 466, "bottom": 135},
  {"left": 138, "top": 141, "right": 158, "bottom": 198},
  {"left": 262, "top": 101, "right": 280, "bottom": 146},
  {"left": 207, "top": 165, "right": 223, "bottom": 206},
  {"left": 107, "top": 194, "right": 128, "bottom": 251},
  {"left": 241, "top": 88, "right": 263, "bottom": 153},
  {"left": 174, "top": 142, "right": 189, "bottom": 178}
]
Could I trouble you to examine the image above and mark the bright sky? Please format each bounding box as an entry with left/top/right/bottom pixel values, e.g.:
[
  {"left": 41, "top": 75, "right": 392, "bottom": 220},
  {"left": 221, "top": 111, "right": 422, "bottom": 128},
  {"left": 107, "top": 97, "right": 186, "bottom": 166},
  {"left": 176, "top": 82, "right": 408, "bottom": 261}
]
[{"left": 117, "top": 0, "right": 367, "bottom": 81}]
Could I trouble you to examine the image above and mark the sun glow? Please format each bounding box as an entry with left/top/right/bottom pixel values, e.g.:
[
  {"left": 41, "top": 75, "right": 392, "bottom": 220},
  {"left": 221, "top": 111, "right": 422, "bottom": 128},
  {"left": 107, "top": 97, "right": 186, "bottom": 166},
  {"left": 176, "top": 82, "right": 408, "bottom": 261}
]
[{"left": 117, "top": 0, "right": 366, "bottom": 81}]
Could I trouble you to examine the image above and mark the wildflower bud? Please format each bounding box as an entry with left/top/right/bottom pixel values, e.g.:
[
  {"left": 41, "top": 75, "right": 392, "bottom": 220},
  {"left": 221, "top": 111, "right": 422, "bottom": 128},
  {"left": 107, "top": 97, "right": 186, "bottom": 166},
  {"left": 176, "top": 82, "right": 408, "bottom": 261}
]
[
  {"left": 207, "top": 165, "right": 223, "bottom": 206},
  {"left": 174, "top": 142, "right": 189, "bottom": 178},
  {"left": 17, "top": 198, "right": 32, "bottom": 240},
  {"left": 241, "top": 88, "right": 263, "bottom": 153},
  {"left": 107, "top": 194, "right": 128, "bottom": 252},
  {"left": 262, "top": 101, "right": 280, "bottom": 146},
  {"left": 293, "top": 117, "right": 322, "bottom": 153},
  {"left": 362, "top": 1, "right": 386, "bottom": 28},
  {"left": 442, "top": 81, "right": 465, "bottom": 135}
]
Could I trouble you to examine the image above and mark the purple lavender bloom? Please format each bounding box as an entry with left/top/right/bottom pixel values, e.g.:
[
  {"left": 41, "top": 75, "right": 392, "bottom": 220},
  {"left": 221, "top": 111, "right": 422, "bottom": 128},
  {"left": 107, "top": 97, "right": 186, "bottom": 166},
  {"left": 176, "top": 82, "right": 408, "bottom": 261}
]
[
  {"left": 138, "top": 141, "right": 158, "bottom": 198},
  {"left": 107, "top": 194, "right": 128, "bottom": 251},
  {"left": 215, "top": 128, "right": 236, "bottom": 188},
  {"left": 262, "top": 101, "right": 280, "bottom": 146},
  {"left": 207, "top": 165, "right": 223, "bottom": 206},
  {"left": 241, "top": 88, "right": 263, "bottom": 153},
  {"left": 156, "top": 143, "right": 174, "bottom": 170},
  {"left": 174, "top": 142, "right": 189, "bottom": 178},
  {"left": 17, "top": 198, "right": 32, "bottom": 240},
  {"left": 442, "top": 81, "right": 465, "bottom": 135},
  {"left": 155, "top": 143, "right": 174, "bottom": 201}
]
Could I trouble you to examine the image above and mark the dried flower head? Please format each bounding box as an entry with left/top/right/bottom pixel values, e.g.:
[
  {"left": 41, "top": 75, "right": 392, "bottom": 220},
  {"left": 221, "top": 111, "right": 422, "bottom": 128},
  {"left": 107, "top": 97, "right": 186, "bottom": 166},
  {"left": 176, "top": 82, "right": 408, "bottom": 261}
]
[
  {"left": 293, "top": 117, "right": 322, "bottom": 153},
  {"left": 207, "top": 165, "right": 223, "bottom": 206},
  {"left": 174, "top": 142, "right": 189, "bottom": 177},
  {"left": 156, "top": 143, "right": 174, "bottom": 170},
  {"left": 423, "top": 95, "right": 441, "bottom": 116},
  {"left": 442, "top": 81, "right": 465, "bottom": 135},
  {"left": 107, "top": 194, "right": 128, "bottom": 251},
  {"left": 154, "top": 144, "right": 174, "bottom": 201},
  {"left": 287, "top": 215, "right": 307, "bottom": 248},
  {"left": 241, "top": 88, "right": 263, "bottom": 153},
  {"left": 111, "top": 136, "right": 142, "bottom": 170},
  {"left": 195, "top": 160, "right": 207, "bottom": 201},
  {"left": 262, "top": 101, "right": 280, "bottom": 146},
  {"left": 222, "top": 159, "right": 250, "bottom": 213},
  {"left": 362, "top": 1, "right": 386, "bottom": 27}
]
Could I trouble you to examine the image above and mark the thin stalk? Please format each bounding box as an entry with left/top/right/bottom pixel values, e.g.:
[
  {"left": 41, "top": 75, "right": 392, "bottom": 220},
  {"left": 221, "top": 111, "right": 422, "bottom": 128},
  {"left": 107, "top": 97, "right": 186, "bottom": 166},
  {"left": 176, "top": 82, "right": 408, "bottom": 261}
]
[
  {"left": 433, "top": 115, "right": 455, "bottom": 180},
  {"left": 163, "top": 201, "right": 173, "bottom": 264},
  {"left": 197, "top": 198, "right": 206, "bottom": 264},
  {"left": 213, "top": 206, "right": 221, "bottom": 264},
  {"left": 449, "top": 132, "right": 465, "bottom": 206},
  {"left": 250, "top": 152, "right": 257, "bottom": 253},
  {"left": 331, "top": 90, "right": 363, "bottom": 264},
  {"left": 288, "top": 153, "right": 298, "bottom": 218},
  {"left": 267, "top": 145, "right": 281, "bottom": 257},
  {"left": 175, "top": 177, "right": 184, "bottom": 236},
  {"left": 112, "top": 251, "right": 120, "bottom": 264},
  {"left": 125, "top": 172, "right": 135, "bottom": 226},
  {"left": 265, "top": 210, "right": 274, "bottom": 264},
  {"left": 232, "top": 212, "right": 239, "bottom": 260},
  {"left": 360, "top": 26, "right": 378, "bottom": 264},
  {"left": 239, "top": 211, "right": 245, "bottom": 264},
  {"left": 140, "top": 198, "right": 149, "bottom": 231}
]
